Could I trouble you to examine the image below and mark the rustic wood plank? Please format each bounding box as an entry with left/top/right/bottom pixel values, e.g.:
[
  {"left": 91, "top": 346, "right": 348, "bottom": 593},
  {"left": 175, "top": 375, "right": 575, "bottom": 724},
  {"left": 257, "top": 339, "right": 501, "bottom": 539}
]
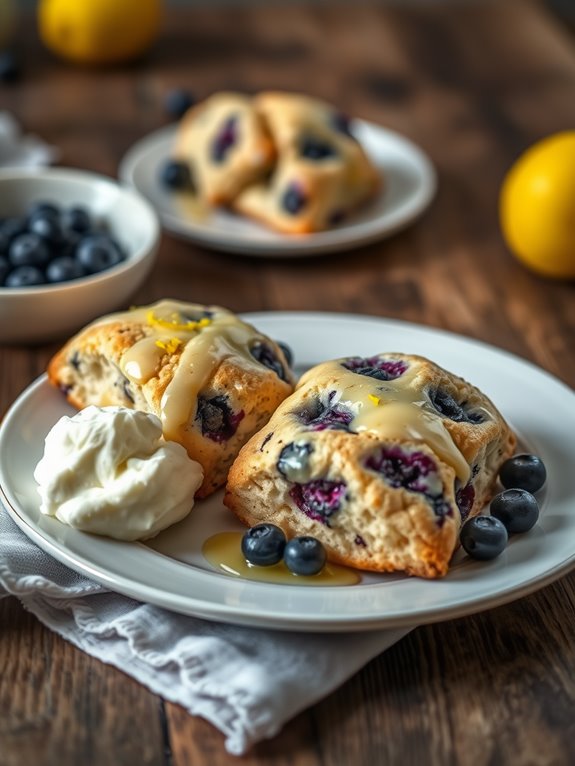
[{"left": 0, "top": 597, "right": 166, "bottom": 766}]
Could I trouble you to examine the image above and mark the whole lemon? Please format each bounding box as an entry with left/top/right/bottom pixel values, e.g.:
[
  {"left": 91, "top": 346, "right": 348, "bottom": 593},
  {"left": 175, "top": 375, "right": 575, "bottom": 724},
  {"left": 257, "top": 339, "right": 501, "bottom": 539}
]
[
  {"left": 499, "top": 131, "right": 575, "bottom": 280},
  {"left": 38, "top": 0, "right": 162, "bottom": 66}
]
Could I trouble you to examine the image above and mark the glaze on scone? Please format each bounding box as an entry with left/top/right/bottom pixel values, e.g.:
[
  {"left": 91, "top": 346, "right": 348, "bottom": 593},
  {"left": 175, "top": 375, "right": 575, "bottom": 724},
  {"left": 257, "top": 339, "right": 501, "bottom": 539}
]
[
  {"left": 234, "top": 92, "right": 379, "bottom": 233},
  {"left": 47, "top": 300, "right": 295, "bottom": 497},
  {"left": 174, "top": 92, "right": 276, "bottom": 205},
  {"left": 224, "top": 353, "right": 516, "bottom": 578}
]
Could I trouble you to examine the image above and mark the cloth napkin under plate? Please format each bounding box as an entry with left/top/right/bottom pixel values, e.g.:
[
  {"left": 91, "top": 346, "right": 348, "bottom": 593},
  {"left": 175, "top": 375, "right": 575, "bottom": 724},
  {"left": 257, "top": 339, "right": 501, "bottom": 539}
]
[{"left": 0, "top": 507, "right": 409, "bottom": 754}]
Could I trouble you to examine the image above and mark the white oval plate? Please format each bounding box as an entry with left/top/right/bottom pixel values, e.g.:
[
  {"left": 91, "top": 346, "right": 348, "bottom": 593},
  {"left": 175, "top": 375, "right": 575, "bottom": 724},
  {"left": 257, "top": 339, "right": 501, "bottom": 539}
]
[
  {"left": 1, "top": 313, "right": 574, "bottom": 632},
  {"left": 118, "top": 121, "right": 436, "bottom": 256}
]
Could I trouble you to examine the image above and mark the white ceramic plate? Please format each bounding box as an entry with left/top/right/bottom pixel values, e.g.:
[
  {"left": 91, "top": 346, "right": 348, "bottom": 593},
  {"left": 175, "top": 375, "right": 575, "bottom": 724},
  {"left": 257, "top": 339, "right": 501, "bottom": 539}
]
[
  {"left": 118, "top": 122, "right": 436, "bottom": 256},
  {"left": 1, "top": 313, "right": 574, "bottom": 632}
]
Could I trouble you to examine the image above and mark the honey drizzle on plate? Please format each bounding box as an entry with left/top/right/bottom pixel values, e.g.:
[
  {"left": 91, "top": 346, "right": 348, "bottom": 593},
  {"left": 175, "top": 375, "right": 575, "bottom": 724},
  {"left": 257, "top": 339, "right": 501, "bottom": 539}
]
[{"left": 202, "top": 532, "right": 360, "bottom": 586}]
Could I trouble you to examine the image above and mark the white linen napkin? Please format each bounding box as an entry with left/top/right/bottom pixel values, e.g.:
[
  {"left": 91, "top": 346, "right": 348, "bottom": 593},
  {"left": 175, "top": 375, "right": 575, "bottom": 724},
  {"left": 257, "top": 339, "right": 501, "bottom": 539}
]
[
  {"left": 0, "top": 112, "right": 58, "bottom": 168},
  {"left": 0, "top": 507, "right": 409, "bottom": 754}
]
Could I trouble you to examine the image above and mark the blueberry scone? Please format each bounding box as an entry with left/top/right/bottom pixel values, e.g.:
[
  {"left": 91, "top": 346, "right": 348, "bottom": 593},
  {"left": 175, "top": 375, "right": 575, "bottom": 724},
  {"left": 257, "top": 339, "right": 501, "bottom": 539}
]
[
  {"left": 234, "top": 92, "right": 379, "bottom": 233},
  {"left": 224, "top": 354, "right": 516, "bottom": 577},
  {"left": 47, "top": 300, "right": 295, "bottom": 497},
  {"left": 174, "top": 92, "right": 276, "bottom": 205}
]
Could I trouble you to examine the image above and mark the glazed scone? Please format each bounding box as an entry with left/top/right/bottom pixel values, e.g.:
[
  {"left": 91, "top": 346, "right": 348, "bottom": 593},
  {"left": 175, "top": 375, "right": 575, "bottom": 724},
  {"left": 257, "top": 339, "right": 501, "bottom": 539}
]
[
  {"left": 234, "top": 91, "right": 379, "bottom": 233},
  {"left": 47, "top": 300, "right": 295, "bottom": 497},
  {"left": 173, "top": 92, "right": 275, "bottom": 205},
  {"left": 225, "top": 353, "right": 516, "bottom": 578}
]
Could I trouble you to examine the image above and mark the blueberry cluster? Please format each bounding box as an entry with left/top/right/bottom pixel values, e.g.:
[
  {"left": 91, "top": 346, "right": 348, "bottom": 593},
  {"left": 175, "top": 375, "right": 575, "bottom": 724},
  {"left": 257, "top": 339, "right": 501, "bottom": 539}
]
[
  {"left": 241, "top": 523, "right": 327, "bottom": 576},
  {"left": 0, "top": 202, "right": 126, "bottom": 288},
  {"left": 459, "top": 453, "right": 546, "bottom": 561}
]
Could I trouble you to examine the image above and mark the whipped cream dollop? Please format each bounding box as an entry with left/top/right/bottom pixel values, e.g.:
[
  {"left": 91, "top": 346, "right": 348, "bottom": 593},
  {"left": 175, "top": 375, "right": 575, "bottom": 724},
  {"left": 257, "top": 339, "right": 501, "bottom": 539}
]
[{"left": 34, "top": 406, "right": 204, "bottom": 541}]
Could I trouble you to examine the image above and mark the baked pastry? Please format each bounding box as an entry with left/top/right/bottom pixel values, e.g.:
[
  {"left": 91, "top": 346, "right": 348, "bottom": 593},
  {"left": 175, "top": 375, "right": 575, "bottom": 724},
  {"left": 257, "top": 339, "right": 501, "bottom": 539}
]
[
  {"left": 173, "top": 92, "right": 275, "bottom": 205},
  {"left": 234, "top": 92, "right": 379, "bottom": 233},
  {"left": 47, "top": 300, "right": 295, "bottom": 497},
  {"left": 225, "top": 353, "right": 516, "bottom": 578}
]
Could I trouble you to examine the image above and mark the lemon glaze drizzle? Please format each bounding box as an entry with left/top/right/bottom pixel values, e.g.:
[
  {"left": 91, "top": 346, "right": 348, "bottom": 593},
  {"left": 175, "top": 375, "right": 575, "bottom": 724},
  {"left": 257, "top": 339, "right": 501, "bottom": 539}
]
[
  {"left": 90, "top": 299, "right": 283, "bottom": 443},
  {"left": 297, "top": 359, "right": 476, "bottom": 483}
]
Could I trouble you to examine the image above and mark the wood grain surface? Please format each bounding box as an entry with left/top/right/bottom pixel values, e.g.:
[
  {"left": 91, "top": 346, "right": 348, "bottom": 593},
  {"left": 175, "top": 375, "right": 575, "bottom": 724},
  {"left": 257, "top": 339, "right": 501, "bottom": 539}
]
[{"left": 1, "top": 2, "right": 575, "bottom": 765}]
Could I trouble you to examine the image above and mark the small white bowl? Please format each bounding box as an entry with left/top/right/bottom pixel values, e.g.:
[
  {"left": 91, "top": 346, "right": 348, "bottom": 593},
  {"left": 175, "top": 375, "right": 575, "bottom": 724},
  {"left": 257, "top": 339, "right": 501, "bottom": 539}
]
[{"left": 0, "top": 168, "right": 160, "bottom": 344}]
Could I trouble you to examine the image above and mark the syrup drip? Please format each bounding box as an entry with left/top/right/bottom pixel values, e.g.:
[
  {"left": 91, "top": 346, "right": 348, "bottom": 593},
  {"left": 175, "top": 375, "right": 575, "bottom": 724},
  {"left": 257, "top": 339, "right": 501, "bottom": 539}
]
[{"left": 202, "top": 532, "right": 360, "bottom": 586}]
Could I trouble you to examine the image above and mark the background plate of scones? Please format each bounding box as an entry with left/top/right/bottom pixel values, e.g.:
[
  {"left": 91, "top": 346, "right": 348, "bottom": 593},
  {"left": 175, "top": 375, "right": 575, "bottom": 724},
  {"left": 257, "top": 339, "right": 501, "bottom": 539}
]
[
  {"left": 1, "top": 307, "right": 575, "bottom": 632},
  {"left": 119, "top": 92, "right": 436, "bottom": 256}
]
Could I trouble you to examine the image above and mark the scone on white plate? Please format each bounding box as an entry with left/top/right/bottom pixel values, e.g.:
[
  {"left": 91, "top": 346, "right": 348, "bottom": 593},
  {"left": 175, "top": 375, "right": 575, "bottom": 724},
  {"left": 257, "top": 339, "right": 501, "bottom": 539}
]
[
  {"left": 225, "top": 353, "right": 516, "bottom": 578},
  {"left": 47, "top": 299, "right": 295, "bottom": 497}
]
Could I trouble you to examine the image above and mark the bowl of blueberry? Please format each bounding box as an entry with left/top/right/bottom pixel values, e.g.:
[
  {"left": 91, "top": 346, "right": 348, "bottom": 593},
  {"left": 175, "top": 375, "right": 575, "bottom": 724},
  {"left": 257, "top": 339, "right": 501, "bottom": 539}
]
[{"left": 0, "top": 168, "right": 160, "bottom": 343}]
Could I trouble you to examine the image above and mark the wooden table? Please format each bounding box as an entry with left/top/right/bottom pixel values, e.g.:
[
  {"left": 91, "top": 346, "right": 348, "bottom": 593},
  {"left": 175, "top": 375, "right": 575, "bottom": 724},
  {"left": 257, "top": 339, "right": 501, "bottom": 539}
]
[{"left": 2, "top": 2, "right": 575, "bottom": 764}]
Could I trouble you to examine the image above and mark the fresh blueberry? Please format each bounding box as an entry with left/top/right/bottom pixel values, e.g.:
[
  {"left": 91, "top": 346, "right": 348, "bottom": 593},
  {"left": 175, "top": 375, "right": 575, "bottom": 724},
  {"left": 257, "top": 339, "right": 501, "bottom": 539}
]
[
  {"left": 276, "top": 341, "right": 294, "bottom": 368},
  {"left": 0, "top": 217, "right": 27, "bottom": 253},
  {"left": 8, "top": 234, "right": 51, "bottom": 268},
  {"left": 289, "top": 479, "right": 346, "bottom": 526},
  {"left": 277, "top": 442, "right": 313, "bottom": 482},
  {"left": 490, "top": 489, "right": 539, "bottom": 534},
  {"left": 76, "top": 235, "right": 125, "bottom": 274},
  {"left": 300, "top": 136, "right": 336, "bottom": 160},
  {"left": 250, "top": 342, "right": 288, "bottom": 381},
  {"left": 5, "top": 266, "right": 46, "bottom": 287},
  {"left": 28, "top": 215, "right": 64, "bottom": 245},
  {"left": 62, "top": 206, "right": 91, "bottom": 236},
  {"left": 284, "top": 536, "right": 327, "bottom": 576},
  {"left": 429, "top": 388, "right": 484, "bottom": 424},
  {"left": 211, "top": 115, "right": 238, "bottom": 163},
  {"left": 160, "top": 159, "right": 194, "bottom": 190},
  {"left": 0, "top": 51, "right": 20, "bottom": 83},
  {"left": 282, "top": 183, "right": 307, "bottom": 215},
  {"left": 460, "top": 515, "right": 508, "bottom": 560},
  {"left": 0, "top": 255, "right": 10, "bottom": 285},
  {"left": 342, "top": 356, "right": 408, "bottom": 381},
  {"left": 165, "top": 88, "right": 196, "bottom": 119},
  {"left": 499, "top": 454, "right": 546, "bottom": 493},
  {"left": 241, "top": 523, "right": 287, "bottom": 567},
  {"left": 46, "top": 257, "right": 86, "bottom": 283},
  {"left": 195, "top": 395, "right": 244, "bottom": 442}
]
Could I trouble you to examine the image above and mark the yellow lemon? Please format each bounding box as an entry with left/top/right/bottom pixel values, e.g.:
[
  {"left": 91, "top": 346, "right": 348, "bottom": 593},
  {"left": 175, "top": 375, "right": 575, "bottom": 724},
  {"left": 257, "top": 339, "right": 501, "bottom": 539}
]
[
  {"left": 38, "top": 0, "right": 162, "bottom": 66},
  {"left": 499, "top": 131, "right": 575, "bottom": 280}
]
